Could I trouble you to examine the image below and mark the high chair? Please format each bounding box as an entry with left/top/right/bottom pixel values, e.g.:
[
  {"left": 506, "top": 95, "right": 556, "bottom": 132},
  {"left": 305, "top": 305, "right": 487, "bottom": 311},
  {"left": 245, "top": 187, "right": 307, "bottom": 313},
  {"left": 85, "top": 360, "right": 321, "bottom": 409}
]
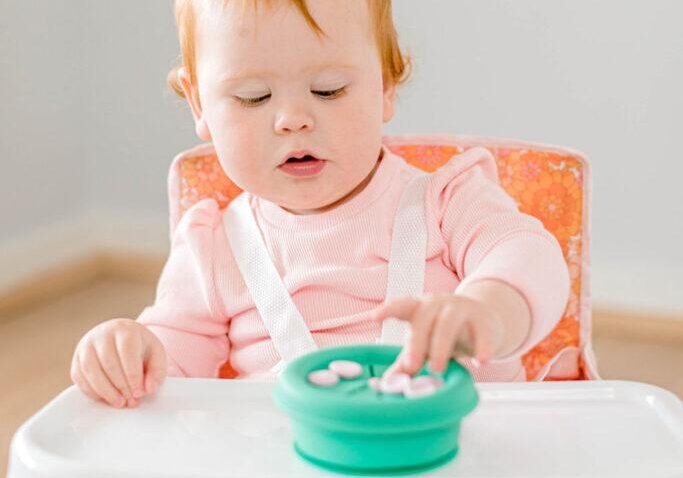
[
  {"left": 11, "top": 136, "right": 683, "bottom": 478},
  {"left": 167, "top": 134, "right": 600, "bottom": 381}
]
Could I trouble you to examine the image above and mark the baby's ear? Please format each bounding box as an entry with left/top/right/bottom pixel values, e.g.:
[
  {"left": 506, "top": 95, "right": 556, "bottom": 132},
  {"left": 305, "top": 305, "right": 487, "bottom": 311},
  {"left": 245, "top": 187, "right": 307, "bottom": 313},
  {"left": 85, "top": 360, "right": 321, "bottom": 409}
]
[
  {"left": 382, "top": 81, "right": 397, "bottom": 123},
  {"left": 178, "top": 67, "right": 212, "bottom": 142}
]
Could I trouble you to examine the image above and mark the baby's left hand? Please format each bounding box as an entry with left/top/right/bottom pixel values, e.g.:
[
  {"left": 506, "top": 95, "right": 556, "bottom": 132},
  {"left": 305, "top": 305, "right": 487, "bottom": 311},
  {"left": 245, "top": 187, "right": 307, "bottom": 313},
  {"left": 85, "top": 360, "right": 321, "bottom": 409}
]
[{"left": 372, "top": 293, "right": 505, "bottom": 377}]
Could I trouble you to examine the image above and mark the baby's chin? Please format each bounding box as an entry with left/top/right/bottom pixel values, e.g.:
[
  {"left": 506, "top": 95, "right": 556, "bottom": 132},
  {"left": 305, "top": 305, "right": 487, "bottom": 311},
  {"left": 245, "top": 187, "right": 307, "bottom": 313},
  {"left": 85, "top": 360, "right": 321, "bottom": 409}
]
[
  {"left": 260, "top": 169, "right": 375, "bottom": 215},
  {"left": 272, "top": 173, "right": 375, "bottom": 215},
  {"left": 270, "top": 189, "right": 353, "bottom": 215}
]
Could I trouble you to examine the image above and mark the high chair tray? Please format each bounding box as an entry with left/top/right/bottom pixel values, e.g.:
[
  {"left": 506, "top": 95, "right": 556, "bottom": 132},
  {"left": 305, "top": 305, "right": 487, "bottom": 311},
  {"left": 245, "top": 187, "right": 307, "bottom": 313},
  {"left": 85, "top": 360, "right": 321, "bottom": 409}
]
[{"left": 8, "top": 379, "right": 683, "bottom": 478}]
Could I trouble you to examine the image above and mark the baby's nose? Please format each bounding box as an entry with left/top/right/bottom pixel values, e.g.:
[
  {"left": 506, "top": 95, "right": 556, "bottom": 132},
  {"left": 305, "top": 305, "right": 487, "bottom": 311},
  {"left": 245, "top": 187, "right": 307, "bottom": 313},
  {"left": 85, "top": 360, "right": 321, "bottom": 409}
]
[{"left": 274, "top": 108, "right": 314, "bottom": 134}]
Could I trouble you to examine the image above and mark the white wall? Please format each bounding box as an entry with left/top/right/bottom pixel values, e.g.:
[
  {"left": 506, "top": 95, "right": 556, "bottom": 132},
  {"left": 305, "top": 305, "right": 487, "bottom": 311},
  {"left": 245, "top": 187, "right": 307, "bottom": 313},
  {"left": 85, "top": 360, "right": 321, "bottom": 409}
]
[
  {"left": 388, "top": 0, "right": 683, "bottom": 314},
  {"left": 0, "top": 1, "right": 88, "bottom": 243},
  {"left": 80, "top": 1, "right": 195, "bottom": 216},
  {"left": 1, "top": 0, "right": 681, "bottom": 314}
]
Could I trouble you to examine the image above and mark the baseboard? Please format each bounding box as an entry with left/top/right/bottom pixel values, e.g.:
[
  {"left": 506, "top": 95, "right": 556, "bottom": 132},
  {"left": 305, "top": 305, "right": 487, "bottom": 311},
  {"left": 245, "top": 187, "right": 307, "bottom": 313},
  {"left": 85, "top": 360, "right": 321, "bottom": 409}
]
[
  {"left": 591, "top": 261, "right": 683, "bottom": 318},
  {"left": 98, "top": 251, "right": 166, "bottom": 283},
  {"left": 592, "top": 308, "right": 683, "bottom": 344},
  {"left": 0, "top": 251, "right": 167, "bottom": 320},
  {"left": 0, "top": 253, "right": 103, "bottom": 319},
  {"left": 0, "top": 209, "right": 169, "bottom": 319}
]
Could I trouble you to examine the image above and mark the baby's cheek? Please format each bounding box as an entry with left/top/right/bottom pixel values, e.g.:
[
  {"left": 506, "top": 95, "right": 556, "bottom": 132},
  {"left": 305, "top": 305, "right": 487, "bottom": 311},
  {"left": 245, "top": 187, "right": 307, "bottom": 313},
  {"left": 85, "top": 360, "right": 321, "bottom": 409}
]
[
  {"left": 213, "top": 126, "right": 263, "bottom": 189},
  {"left": 343, "top": 95, "right": 383, "bottom": 134},
  {"left": 330, "top": 100, "right": 383, "bottom": 157}
]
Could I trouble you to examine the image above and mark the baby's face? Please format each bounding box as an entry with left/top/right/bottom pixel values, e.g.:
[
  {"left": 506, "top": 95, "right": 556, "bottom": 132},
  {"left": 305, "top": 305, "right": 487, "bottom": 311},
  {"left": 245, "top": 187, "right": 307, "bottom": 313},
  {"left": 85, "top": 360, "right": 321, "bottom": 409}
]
[{"left": 184, "top": 0, "right": 395, "bottom": 213}]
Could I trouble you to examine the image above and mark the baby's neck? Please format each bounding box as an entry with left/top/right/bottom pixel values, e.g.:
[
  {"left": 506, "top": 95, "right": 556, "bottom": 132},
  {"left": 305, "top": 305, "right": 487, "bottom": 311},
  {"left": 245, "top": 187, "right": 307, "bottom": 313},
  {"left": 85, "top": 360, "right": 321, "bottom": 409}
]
[{"left": 282, "top": 149, "right": 384, "bottom": 216}]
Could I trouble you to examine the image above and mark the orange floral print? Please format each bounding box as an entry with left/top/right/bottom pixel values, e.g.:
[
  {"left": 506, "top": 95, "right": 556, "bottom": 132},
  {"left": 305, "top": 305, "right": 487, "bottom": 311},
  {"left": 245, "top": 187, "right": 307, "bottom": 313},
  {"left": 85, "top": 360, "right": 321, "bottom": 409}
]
[
  {"left": 386, "top": 144, "right": 462, "bottom": 172},
  {"left": 179, "top": 155, "right": 242, "bottom": 216}
]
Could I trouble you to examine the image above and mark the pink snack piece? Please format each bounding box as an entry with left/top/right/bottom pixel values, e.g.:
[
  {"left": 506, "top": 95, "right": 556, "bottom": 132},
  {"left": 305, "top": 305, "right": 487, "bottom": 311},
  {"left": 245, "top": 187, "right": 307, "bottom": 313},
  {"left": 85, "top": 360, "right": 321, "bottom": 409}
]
[
  {"left": 403, "top": 375, "right": 443, "bottom": 399},
  {"left": 328, "top": 360, "right": 363, "bottom": 379},
  {"left": 308, "top": 369, "right": 340, "bottom": 387},
  {"left": 367, "top": 377, "right": 381, "bottom": 391},
  {"left": 379, "top": 372, "right": 411, "bottom": 394}
]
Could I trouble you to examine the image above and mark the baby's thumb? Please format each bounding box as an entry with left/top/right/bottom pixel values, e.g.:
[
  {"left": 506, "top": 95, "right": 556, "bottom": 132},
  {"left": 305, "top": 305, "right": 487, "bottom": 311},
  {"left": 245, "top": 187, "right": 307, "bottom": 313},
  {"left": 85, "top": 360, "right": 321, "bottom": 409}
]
[{"left": 142, "top": 332, "right": 167, "bottom": 395}]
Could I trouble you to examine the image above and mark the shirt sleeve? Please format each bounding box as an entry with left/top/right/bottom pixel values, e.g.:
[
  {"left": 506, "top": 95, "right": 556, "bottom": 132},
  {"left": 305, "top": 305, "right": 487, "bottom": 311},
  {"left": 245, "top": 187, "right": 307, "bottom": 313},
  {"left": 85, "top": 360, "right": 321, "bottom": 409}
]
[
  {"left": 137, "top": 199, "right": 230, "bottom": 378},
  {"left": 428, "top": 146, "right": 570, "bottom": 358}
]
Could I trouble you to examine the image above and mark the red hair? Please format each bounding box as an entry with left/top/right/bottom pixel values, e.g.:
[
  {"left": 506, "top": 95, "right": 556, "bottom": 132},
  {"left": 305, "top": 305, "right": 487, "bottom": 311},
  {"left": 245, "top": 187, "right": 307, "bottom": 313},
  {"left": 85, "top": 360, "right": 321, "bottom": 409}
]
[{"left": 167, "top": 0, "right": 412, "bottom": 97}]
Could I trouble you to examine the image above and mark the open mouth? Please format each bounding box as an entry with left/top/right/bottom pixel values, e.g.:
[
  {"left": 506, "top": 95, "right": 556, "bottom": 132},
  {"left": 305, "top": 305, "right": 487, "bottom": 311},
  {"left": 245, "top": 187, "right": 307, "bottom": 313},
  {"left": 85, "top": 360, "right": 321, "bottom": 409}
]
[
  {"left": 279, "top": 154, "right": 326, "bottom": 177},
  {"left": 285, "top": 154, "right": 318, "bottom": 163}
]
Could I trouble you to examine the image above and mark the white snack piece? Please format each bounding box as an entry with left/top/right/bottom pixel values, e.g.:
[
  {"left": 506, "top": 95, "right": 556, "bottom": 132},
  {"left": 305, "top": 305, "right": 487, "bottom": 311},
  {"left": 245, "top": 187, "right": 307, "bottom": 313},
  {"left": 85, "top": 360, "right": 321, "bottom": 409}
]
[
  {"left": 307, "top": 369, "right": 340, "bottom": 387},
  {"left": 379, "top": 372, "right": 411, "bottom": 394},
  {"left": 328, "top": 360, "right": 363, "bottom": 379},
  {"left": 404, "top": 375, "right": 443, "bottom": 399}
]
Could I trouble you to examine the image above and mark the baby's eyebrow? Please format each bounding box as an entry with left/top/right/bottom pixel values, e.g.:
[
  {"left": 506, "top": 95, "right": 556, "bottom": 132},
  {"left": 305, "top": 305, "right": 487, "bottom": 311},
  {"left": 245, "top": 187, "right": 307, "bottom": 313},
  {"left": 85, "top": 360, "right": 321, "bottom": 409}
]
[{"left": 220, "top": 62, "right": 356, "bottom": 83}]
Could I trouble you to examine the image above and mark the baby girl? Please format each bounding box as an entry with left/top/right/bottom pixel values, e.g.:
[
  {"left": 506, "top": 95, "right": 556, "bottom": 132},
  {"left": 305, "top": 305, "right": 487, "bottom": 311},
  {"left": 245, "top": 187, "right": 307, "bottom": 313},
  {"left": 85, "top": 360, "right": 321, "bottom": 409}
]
[{"left": 70, "top": 0, "right": 569, "bottom": 408}]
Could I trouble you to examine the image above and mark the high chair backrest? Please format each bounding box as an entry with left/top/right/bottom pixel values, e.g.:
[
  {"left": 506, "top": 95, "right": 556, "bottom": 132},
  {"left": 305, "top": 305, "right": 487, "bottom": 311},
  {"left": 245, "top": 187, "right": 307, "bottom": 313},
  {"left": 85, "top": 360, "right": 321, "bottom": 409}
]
[{"left": 167, "top": 134, "right": 599, "bottom": 381}]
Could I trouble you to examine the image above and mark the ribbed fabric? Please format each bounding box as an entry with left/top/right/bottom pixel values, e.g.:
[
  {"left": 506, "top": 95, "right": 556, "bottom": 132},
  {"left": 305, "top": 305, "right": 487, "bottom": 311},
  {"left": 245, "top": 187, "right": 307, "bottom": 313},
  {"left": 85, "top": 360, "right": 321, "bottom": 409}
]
[{"left": 137, "top": 145, "right": 570, "bottom": 382}]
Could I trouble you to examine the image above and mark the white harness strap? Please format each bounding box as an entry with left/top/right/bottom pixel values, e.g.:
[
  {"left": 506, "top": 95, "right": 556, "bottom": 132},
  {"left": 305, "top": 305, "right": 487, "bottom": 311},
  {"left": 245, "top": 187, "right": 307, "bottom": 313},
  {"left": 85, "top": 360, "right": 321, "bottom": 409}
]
[
  {"left": 224, "top": 194, "right": 318, "bottom": 364},
  {"left": 222, "top": 171, "right": 430, "bottom": 368},
  {"left": 379, "top": 173, "right": 430, "bottom": 345}
]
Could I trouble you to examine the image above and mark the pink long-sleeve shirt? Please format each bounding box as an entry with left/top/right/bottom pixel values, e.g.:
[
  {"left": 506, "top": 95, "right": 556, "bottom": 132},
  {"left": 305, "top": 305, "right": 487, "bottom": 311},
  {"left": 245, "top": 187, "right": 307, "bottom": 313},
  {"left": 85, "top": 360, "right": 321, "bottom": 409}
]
[{"left": 137, "top": 145, "right": 570, "bottom": 382}]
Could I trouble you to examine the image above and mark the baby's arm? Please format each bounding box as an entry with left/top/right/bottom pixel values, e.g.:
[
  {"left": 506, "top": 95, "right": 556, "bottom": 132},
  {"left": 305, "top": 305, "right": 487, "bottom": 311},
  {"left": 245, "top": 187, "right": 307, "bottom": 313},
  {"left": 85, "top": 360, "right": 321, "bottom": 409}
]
[
  {"left": 373, "top": 281, "right": 531, "bottom": 375},
  {"left": 375, "top": 148, "right": 569, "bottom": 375},
  {"left": 453, "top": 278, "right": 531, "bottom": 359},
  {"left": 443, "top": 150, "right": 570, "bottom": 359},
  {"left": 136, "top": 199, "right": 230, "bottom": 378},
  {"left": 71, "top": 200, "right": 230, "bottom": 407},
  {"left": 451, "top": 232, "right": 568, "bottom": 360}
]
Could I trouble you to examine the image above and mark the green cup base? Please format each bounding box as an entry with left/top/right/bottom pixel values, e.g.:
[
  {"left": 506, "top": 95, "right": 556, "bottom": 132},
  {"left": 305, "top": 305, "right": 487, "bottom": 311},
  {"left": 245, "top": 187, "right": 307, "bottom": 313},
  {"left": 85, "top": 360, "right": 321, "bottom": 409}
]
[{"left": 294, "top": 443, "right": 457, "bottom": 476}]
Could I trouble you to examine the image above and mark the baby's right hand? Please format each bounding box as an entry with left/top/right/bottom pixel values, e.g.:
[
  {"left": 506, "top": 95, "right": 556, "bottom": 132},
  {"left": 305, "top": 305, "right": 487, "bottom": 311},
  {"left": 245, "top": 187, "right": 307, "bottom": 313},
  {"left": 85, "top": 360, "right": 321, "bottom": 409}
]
[{"left": 70, "top": 318, "right": 167, "bottom": 408}]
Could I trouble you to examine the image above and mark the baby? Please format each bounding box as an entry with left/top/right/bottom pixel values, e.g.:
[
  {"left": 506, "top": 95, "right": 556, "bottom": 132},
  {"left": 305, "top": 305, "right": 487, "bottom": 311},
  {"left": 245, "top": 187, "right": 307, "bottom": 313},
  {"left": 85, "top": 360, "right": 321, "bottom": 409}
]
[{"left": 71, "top": 0, "right": 570, "bottom": 408}]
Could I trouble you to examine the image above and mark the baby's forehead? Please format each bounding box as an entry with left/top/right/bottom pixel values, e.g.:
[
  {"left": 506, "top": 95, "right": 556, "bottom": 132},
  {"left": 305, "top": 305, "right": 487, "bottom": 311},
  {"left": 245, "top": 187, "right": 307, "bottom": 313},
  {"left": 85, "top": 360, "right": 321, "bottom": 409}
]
[
  {"left": 194, "top": 0, "right": 376, "bottom": 75},
  {"left": 196, "top": 0, "right": 372, "bottom": 43}
]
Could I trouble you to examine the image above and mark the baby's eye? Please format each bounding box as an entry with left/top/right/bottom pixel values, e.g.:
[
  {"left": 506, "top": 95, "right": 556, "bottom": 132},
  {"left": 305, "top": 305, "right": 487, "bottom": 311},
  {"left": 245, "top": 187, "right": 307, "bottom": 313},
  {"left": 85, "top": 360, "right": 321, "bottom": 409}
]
[
  {"left": 235, "top": 93, "right": 271, "bottom": 107},
  {"left": 234, "top": 86, "right": 346, "bottom": 107},
  {"left": 313, "top": 87, "right": 346, "bottom": 99}
]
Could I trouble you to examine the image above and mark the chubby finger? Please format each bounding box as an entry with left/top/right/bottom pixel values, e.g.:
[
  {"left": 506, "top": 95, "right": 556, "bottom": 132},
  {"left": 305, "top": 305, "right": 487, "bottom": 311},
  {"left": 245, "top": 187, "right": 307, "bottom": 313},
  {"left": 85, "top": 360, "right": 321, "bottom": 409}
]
[
  {"left": 382, "top": 347, "right": 408, "bottom": 377},
  {"left": 402, "top": 301, "right": 442, "bottom": 374},
  {"left": 115, "top": 329, "right": 145, "bottom": 399},
  {"left": 383, "top": 300, "right": 441, "bottom": 377},
  {"left": 79, "top": 345, "right": 126, "bottom": 408},
  {"left": 71, "top": 356, "right": 101, "bottom": 403},
  {"left": 373, "top": 297, "right": 421, "bottom": 323},
  {"left": 96, "top": 335, "right": 134, "bottom": 401},
  {"left": 451, "top": 326, "right": 476, "bottom": 358},
  {"left": 142, "top": 329, "right": 167, "bottom": 395},
  {"left": 427, "top": 304, "right": 467, "bottom": 373},
  {"left": 471, "top": 313, "right": 504, "bottom": 363}
]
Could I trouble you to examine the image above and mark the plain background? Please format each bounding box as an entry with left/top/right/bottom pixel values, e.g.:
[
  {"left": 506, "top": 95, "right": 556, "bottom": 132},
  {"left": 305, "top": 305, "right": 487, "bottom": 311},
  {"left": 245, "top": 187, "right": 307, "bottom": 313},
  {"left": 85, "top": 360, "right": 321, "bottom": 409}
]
[{"left": 1, "top": 0, "right": 681, "bottom": 315}]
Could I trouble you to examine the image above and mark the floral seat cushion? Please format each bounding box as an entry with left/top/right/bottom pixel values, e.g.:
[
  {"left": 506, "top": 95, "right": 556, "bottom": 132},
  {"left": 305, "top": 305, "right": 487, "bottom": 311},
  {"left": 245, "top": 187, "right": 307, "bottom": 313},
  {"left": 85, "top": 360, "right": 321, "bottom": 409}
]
[{"left": 168, "top": 134, "right": 599, "bottom": 381}]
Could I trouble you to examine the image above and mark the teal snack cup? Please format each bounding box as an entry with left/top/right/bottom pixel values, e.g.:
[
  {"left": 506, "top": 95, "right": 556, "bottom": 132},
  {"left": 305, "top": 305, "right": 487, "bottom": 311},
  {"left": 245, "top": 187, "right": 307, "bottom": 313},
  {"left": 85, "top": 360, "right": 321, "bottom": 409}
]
[{"left": 273, "top": 345, "right": 479, "bottom": 475}]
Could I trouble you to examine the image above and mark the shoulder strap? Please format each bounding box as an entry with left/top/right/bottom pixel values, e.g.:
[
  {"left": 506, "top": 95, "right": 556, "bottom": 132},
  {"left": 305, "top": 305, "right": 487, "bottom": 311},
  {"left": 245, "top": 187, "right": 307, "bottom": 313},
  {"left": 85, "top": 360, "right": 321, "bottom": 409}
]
[
  {"left": 379, "top": 173, "right": 430, "bottom": 345},
  {"left": 223, "top": 194, "right": 318, "bottom": 364}
]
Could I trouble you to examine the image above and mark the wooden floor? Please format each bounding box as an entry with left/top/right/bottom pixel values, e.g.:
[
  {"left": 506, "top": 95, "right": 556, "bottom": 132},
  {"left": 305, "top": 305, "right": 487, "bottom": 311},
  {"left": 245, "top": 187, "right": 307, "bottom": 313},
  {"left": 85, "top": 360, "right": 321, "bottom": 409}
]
[{"left": 2, "top": 277, "right": 683, "bottom": 475}]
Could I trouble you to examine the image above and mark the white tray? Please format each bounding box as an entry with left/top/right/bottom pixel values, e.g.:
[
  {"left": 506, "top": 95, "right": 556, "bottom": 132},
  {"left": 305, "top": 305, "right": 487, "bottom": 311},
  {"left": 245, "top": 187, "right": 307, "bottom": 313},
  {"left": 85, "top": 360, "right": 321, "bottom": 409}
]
[{"left": 8, "top": 379, "right": 683, "bottom": 478}]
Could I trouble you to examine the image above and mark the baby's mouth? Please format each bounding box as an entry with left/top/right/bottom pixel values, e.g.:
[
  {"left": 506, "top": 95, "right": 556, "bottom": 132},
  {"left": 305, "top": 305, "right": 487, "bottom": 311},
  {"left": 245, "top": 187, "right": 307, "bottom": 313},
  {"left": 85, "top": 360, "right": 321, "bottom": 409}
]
[
  {"left": 284, "top": 154, "right": 318, "bottom": 163},
  {"left": 278, "top": 154, "right": 327, "bottom": 177}
]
